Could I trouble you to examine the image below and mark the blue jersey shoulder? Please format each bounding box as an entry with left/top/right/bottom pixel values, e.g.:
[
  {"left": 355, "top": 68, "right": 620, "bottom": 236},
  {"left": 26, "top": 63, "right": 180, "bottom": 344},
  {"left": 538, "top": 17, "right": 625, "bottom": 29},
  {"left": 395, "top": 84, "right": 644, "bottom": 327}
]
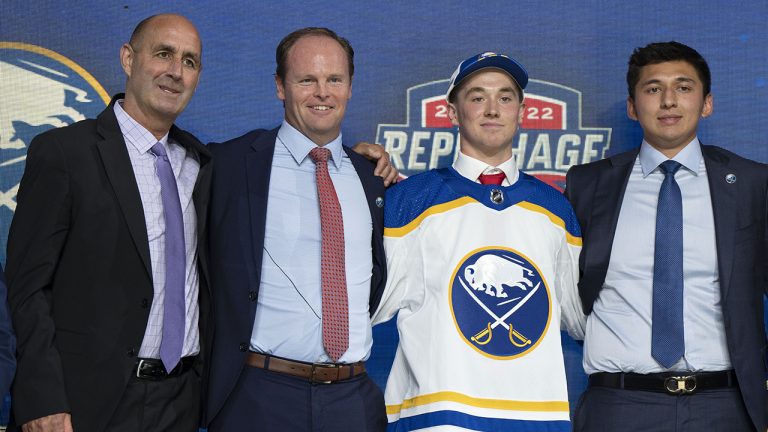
[
  {"left": 384, "top": 169, "right": 461, "bottom": 229},
  {"left": 517, "top": 172, "right": 581, "bottom": 238}
]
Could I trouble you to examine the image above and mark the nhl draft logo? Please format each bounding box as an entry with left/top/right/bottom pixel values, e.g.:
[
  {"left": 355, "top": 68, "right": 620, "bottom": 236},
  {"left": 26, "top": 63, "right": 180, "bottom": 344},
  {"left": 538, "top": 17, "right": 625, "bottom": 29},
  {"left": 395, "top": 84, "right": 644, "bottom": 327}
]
[
  {"left": 376, "top": 79, "right": 612, "bottom": 190},
  {"left": 0, "top": 43, "right": 108, "bottom": 252},
  {"left": 450, "top": 247, "right": 551, "bottom": 359}
]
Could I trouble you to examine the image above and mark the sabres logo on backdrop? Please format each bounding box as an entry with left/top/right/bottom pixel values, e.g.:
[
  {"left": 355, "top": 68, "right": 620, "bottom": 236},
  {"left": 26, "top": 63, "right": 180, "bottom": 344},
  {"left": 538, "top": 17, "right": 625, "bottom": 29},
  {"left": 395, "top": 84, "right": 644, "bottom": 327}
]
[
  {"left": 376, "top": 78, "right": 612, "bottom": 190},
  {"left": 450, "top": 247, "right": 551, "bottom": 359},
  {"left": 0, "top": 43, "right": 108, "bottom": 252}
]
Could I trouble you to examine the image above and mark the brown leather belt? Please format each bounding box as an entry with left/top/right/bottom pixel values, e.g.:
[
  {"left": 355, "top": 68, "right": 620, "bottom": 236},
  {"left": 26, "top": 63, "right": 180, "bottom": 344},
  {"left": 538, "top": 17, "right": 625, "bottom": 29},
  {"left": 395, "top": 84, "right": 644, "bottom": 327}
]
[
  {"left": 589, "top": 370, "right": 737, "bottom": 395},
  {"left": 246, "top": 352, "right": 365, "bottom": 383}
]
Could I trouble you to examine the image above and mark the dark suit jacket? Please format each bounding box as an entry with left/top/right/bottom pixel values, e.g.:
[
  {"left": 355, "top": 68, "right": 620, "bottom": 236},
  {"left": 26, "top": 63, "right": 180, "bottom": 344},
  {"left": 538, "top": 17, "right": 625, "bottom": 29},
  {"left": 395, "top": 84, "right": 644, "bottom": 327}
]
[
  {"left": 5, "top": 95, "right": 212, "bottom": 432},
  {"left": 0, "top": 262, "right": 15, "bottom": 399},
  {"left": 204, "top": 127, "right": 387, "bottom": 424},
  {"left": 565, "top": 144, "right": 768, "bottom": 431}
]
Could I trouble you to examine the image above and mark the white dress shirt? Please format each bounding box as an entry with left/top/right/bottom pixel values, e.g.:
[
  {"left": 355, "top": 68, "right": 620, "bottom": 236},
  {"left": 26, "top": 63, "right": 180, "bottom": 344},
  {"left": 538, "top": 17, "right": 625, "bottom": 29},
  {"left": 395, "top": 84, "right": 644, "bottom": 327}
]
[{"left": 452, "top": 151, "right": 519, "bottom": 186}]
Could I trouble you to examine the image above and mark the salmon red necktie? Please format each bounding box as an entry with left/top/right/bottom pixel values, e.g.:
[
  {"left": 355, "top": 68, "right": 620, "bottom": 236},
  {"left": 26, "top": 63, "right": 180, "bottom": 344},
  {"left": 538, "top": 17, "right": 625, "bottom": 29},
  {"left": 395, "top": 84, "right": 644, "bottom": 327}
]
[
  {"left": 479, "top": 172, "right": 506, "bottom": 186},
  {"left": 309, "top": 147, "right": 349, "bottom": 362}
]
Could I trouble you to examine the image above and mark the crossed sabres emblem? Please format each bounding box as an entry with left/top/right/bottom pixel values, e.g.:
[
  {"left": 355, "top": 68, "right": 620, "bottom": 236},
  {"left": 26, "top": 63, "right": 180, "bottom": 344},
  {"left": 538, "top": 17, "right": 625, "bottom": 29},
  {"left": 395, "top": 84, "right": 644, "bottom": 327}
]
[{"left": 452, "top": 250, "right": 549, "bottom": 356}]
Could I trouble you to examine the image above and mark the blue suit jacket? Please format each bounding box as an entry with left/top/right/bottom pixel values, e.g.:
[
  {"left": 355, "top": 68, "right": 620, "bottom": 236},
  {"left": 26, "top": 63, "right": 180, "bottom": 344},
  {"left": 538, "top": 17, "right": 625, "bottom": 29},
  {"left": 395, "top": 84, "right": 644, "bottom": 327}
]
[
  {"left": 204, "top": 128, "right": 387, "bottom": 424},
  {"left": 565, "top": 144, "right": 768, "bottom": 431},
  {"left": 0, "top": 262, "right": 15, "bottom": 399}
]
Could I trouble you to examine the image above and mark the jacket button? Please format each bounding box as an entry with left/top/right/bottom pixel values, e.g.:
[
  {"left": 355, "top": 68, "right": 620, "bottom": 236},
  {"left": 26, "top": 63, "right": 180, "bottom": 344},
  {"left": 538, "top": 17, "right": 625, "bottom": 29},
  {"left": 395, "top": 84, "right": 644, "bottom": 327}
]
[
  {"left": 239, "top": 343, "right": 248, "bottom": 352},
  {"left": 248, "top": 291, "right": 257, "bottom": 301},
  {"left": 126, "top": 348, "right": 136, "bottom": 357},
  {"left": 141, "top": 298, "right": 149, "bottom": 308}
]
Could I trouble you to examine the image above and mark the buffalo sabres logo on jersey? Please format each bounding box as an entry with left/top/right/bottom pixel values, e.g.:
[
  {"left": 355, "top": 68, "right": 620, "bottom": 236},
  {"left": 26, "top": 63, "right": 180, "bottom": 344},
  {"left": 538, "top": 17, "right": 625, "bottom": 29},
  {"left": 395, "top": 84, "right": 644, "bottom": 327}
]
[
  {"left": 0, "top": 42, "right": 108, "bottom": 254},
  {"left": 450, "top": 247, "right": 551, "bottom": 359}
]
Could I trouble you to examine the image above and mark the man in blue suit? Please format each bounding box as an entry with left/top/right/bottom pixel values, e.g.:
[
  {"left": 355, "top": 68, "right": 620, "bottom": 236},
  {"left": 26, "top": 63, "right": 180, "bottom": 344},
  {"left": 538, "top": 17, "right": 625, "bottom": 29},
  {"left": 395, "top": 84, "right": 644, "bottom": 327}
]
[
  {"left": 205, "top": 27, "right": 391, "bottom": 431},
  {"left": 0, "top": 263, "right": 14, "bottom": 401},
  {"left": 566, "top": 41, "right": 767, "bottom": 431}
]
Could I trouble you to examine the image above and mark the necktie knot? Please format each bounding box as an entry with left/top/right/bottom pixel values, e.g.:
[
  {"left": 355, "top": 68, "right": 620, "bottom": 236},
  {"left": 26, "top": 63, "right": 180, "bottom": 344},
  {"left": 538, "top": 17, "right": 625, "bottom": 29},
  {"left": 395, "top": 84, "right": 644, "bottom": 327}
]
[
  {"left": 659, "top": 160, "right": 682, "bottom": 176},
  {"left": 150, "top": 142, "right": 168, "bottom": 158},
  {"left": 310, "top": 147, "right": 331, "bottom": 164},
  {"left": 479, "top": 172, "right": 506, "bottom": 186}
]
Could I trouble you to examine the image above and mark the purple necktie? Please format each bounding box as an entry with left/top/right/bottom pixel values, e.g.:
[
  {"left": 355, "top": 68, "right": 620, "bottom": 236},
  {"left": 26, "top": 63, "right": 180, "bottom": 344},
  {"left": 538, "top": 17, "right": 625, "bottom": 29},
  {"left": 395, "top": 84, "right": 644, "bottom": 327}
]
[{"left": 151, "top": 142, "right": 186, "bottom": 372}]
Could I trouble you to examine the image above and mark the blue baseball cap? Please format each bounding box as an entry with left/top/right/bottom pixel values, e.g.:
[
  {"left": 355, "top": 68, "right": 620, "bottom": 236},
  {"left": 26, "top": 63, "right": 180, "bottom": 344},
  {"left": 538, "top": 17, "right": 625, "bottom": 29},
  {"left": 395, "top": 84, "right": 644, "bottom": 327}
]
[{"left": 445, "top": 52, "right": 529, "bottom": 101}]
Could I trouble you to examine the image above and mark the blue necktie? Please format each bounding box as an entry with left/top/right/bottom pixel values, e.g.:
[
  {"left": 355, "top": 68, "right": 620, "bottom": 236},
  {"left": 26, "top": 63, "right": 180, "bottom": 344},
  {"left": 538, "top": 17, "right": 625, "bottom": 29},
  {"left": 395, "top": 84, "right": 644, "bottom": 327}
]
[
  {"left": 651, "top": 160, "right": 684, "bottom": 368},
  {"left": 151, "top": 142, "right": 186, "bottom": 372}
]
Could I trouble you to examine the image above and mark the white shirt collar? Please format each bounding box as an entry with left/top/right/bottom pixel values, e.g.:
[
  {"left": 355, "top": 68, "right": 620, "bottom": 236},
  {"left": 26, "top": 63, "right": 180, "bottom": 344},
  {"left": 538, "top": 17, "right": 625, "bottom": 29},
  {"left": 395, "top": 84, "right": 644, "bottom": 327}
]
[
  {"left": 113, "top": 99, "right": 169, "bottom": 153},
  {"left": 452, "top": 151, "right": 520, "bottom": 185}
]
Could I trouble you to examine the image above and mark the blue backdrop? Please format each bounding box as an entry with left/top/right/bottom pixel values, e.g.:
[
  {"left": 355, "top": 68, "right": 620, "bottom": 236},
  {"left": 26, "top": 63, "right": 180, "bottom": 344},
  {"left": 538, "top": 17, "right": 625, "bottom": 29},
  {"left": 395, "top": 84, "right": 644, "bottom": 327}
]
[{"left": 1, "top": 0, "right": 767, "bottom": 423}]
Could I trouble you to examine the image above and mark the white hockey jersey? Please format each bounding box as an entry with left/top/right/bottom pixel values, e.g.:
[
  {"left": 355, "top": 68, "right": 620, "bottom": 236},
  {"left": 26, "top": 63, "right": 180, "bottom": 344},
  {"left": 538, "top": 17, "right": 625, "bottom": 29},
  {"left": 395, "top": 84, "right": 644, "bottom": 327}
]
[{"left": 374, "top": 167, "right": 584, "bottom": 431}]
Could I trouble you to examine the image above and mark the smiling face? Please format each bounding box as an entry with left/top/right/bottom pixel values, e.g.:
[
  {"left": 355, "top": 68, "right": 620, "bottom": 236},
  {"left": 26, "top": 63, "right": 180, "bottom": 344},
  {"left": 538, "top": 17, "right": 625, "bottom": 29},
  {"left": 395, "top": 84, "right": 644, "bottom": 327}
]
[
  {"left": 275, "top": 35, "right": 352, "bottom": 146},
  {"left": 447, "top": 69, "right": 525, "bottom": 166},
  {"left": 628, "top": 60, "right": 712, "bottom": 157},
  {"left": 120, "top": 14, "right": 201, "bottom": 137}
]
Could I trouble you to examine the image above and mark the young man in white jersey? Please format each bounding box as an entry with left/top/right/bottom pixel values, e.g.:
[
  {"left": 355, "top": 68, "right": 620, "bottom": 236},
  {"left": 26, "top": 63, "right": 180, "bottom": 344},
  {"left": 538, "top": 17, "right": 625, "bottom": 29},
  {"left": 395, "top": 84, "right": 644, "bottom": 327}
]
[{"left": 373, "top": 52, "right": 585, "bottom": 431}]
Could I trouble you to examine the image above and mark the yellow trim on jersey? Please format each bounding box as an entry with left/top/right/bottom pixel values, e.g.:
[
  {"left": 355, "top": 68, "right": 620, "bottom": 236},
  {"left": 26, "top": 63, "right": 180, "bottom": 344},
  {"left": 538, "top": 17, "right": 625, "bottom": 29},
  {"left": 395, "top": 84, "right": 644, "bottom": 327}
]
[
  {"left": 386, "top": 391, "right": 569, "bottom": 415},
  {"left": 517, "top": 201, "right": 582, "bottom": 246},
  {"left": 0, "top": 42, "right": 110, "bottom": 104},
  {"left": 384, "top": 196, "right": 477, "bottom": 237},
  {"left": 384, "top": 197, "right": 582, "bottom": 246}
]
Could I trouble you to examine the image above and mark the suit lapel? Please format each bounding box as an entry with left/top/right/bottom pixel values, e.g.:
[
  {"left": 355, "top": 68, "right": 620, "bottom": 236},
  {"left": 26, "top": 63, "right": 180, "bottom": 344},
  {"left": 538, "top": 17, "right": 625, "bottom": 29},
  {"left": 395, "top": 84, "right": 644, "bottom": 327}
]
[
  {"left": 95, "top": 103, "right": 152, "bottom": 277},
  {"left": 343, "top": 146, "right": 384, "bottom": 235},
  {"left": 173, "top": 125, "right": 212, "bottom": 291},
  {"left": 245, "top": 129, "right": 278, "bottom": 288},
  {"left": 586, "top": 150, "right": 637, "bottom": 290},
  {"left": 702, "top": 146, "right": 736, "bottom": 299}
]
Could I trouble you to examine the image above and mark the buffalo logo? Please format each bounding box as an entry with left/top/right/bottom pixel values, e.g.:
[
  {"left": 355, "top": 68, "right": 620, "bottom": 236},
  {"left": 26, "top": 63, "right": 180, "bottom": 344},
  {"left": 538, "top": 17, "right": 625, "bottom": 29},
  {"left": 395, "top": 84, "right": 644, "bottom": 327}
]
[
  {"left": 0, "top": 42, "right": 108, "bottom": 253},
  {"left": 450, "top": 247, "right": 551, "bottom": 359},
  {"left": 376, "top": 79, "right": 612, "bottom": 190}
]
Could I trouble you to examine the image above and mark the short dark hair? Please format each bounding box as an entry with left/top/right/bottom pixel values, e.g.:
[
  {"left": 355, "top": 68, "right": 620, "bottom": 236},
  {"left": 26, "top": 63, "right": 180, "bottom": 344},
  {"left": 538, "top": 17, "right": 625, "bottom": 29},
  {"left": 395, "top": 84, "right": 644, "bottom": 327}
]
[
  {"left": 275, "top": 27, "right": 354, "bottom": 81},
  {"left": 627, "top": 41, "right": 710, "bottom": 99}
]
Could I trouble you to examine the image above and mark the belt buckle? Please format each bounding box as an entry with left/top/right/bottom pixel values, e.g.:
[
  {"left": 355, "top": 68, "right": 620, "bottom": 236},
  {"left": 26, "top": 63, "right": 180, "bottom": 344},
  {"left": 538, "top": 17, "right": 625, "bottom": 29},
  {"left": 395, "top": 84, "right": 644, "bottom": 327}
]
[
  {"left": 664, "top": 375, "right": 697, "bottom": 395},
  {"left": 311, "top": 363, "right": 335, "bottom": 384},
  {"left": 136, "top": 359, "right": 147, "bottom": 379}
]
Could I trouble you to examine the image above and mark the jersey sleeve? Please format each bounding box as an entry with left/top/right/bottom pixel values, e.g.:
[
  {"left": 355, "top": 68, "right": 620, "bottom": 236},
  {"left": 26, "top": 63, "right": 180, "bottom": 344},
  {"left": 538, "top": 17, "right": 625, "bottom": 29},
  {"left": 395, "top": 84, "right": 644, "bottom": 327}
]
[{"left": 556, "top": 208, "right": 586, "bottom": 339}]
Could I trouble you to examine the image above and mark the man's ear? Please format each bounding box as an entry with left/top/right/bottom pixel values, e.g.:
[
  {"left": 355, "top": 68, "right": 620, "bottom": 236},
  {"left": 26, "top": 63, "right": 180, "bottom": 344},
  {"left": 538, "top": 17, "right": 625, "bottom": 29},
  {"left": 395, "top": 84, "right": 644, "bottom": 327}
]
[
  {"left": 701, "top": 93, "right": 713, "bottom": 118},
  {"left": 275, "top": 74, "right": 285, "bottom": 101},
  {"left": 119, "top": 43, "right": 134, "bottom": 77},
  {"left": 447, "top": 102, "right": 459, "bottom": 127},
  {"left": 626, "top": 96, "right": 638, "bottom": 121}
]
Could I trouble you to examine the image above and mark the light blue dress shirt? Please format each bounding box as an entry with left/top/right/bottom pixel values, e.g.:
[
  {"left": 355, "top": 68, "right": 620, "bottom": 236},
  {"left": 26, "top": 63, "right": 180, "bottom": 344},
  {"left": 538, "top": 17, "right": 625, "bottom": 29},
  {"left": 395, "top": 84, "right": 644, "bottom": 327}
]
[
  {"left": 250, "top": 121, "right": 373, "bottom": 364},
  {"left": 584, "top": 138, "right": 730, "bottom": 374}
]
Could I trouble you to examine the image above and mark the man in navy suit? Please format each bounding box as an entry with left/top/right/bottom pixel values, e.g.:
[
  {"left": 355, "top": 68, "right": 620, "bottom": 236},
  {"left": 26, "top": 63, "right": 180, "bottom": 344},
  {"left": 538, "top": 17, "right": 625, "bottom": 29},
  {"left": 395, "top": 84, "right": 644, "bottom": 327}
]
[
  {"left": 566, "top": 41, "right": 767, "bottom": 431},
  {"left": 0, "top": 263, "right": 14, "bottom": 402},
  {"left": 206, "top": 27, "right": 391, "bottom": 431}
]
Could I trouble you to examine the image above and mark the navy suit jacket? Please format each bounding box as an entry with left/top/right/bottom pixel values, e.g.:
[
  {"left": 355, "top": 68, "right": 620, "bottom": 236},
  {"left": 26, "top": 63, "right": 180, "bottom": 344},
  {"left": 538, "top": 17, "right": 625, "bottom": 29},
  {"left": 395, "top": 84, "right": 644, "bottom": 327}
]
[
  {"left": 205, "top": 127, "right": 387, "bottom": 424},
  {"left": 0, "top": 262, "right": 15, "bottom": 399},
  {"left": 565, "top": 144, "right": 768, "bottom": 431}
]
